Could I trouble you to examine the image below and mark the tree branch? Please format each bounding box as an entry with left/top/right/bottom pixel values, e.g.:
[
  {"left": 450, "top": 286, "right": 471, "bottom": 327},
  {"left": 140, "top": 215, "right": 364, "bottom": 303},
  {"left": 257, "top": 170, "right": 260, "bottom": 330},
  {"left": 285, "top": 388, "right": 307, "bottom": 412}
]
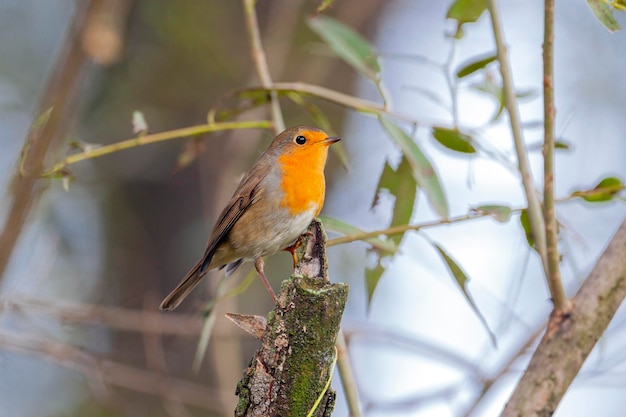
[
  {"left": 501, "top": 218, "right": 626, "bottom": 417},
  {"left": 0, "top": 1, "right": 94, "bottom": 284},
  {"left": 43, "top": 120, "right": 271, "bottom": 176},
  {"left": 542, "top": 0, "right": 568, "bottom": 311},
  {"left": 486, "top": 0, "right": 549, "bottom": 274},
  {"left": 0, "top": 329, "right": 229, "bottom": 413},
  {"left": 243, "top": 0, "right": 285, "bottom": 133},
  {"left": 3, "top": 297, "right": 202, "bottom": 336}
]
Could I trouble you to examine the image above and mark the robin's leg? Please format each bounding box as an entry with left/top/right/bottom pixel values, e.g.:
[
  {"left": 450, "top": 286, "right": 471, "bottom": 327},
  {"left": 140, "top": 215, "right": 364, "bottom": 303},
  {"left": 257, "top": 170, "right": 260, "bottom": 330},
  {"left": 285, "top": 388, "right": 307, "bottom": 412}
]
[{"left": 254, "top": 257, "right": 278, "bottom": 302}]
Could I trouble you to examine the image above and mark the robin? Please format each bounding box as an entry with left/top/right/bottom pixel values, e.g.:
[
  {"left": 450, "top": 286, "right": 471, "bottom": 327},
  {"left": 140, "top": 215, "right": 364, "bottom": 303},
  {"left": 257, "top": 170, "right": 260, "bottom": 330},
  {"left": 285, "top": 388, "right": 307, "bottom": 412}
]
[{"left": 160, "top": 126, "right": 340, "bottom": 311}]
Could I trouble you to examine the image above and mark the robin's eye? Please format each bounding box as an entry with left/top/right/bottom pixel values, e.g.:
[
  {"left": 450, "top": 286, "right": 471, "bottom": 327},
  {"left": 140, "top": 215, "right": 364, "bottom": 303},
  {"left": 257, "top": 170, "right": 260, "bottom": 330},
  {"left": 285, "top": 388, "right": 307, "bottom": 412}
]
[{"left": 294, "top": 135, "right": 306, "bottom": 145}]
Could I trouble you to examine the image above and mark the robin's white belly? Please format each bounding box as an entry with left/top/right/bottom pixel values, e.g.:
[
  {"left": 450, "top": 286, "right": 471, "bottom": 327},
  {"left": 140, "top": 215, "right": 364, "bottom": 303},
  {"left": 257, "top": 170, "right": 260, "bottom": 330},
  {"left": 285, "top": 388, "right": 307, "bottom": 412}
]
[{"left": 258, "top": 205, "right": 317, "bottom": 257}]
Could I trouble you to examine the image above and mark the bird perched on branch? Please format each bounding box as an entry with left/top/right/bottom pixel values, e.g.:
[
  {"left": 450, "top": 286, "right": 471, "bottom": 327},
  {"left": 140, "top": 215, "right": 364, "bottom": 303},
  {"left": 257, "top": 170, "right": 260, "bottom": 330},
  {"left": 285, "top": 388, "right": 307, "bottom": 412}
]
[{"left": 160, "top": 126, "right": 340, "bottom": 311}]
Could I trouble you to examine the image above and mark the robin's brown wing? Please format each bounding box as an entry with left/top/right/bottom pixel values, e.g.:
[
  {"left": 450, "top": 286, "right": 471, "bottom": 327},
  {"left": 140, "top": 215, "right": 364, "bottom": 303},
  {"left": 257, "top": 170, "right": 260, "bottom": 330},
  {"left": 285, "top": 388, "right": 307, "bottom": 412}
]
[
  {"left": 159, "top": 164, "right": 268, "bottom": 311},
  {"left": 198, "top": 172, "right": 265, "bottom": 272}
]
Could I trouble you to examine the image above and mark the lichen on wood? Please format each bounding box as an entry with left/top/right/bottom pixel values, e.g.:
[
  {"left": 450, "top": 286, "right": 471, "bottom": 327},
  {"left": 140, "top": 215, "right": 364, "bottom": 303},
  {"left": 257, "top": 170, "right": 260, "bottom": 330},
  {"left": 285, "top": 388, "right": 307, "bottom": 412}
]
[{"left": 234, "top": 219, "right": 348, "bottom": 417}]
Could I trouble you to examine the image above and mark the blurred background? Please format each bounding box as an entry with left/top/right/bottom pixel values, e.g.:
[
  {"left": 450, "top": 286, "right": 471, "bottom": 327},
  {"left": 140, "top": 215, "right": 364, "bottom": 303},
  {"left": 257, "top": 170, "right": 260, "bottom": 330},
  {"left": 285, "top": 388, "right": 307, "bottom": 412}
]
[{"left": 1, "top": 1, "right": 625, "bottom": 416}]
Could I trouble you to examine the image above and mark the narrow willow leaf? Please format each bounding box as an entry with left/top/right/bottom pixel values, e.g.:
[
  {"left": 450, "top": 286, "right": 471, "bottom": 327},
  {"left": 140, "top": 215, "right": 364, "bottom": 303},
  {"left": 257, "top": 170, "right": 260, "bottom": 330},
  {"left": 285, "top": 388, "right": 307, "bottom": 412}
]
[
  {"left": 379, "top": 117, "right": 449, "bottom": 218},
  {"left": 607, "top": 0, "right": 626, "bottom": 11},
  {"left": 456, "top": 54, "right": 497, "bottom": 78},
  {"left": 308, "top": 16, "right": 380, "bottom": 81},
  {"left": 471, "top": 80, "right": 536, "bottom": 122},
  {"left": 29, "top": 107, "right": 54, "bottom": 134},
  {"left": 432, "top": 126, "right": 476, "bottom": 154},
  {"left": 320, "top": 216, "right": 398, "bottom": 253},
  {"left": 372, "top": 160, "right": 395, "bottom": 209},
  {"left": 571, "top": 176, "right": 624, "bottom": 202},
  {"left": 586, "top": 0, "right": 621, "bottom": 32},
  {"left": 388, "top": 157, "right": 417, "bottom": 245},
  {"left": 363, "top": 155, "right": 418, "bottom": 306},
  {"left": 447, "top": 0, "right": 487, "bottom": 22},
  {"left": 555, "top": 140, "right": 571, "bottom": 150},
  {"left": 316, "top": 0, "right": 335, "bottom": 13},
  {"left": 446, "top": 0, "right": 487, "bottom": 38},
  {"left": 519, "top": 209, "right": 536, "bottom": 250},
  {"left": 213, "top": 90, "right": 270, "bottom": 121},
  {"left": 365, "top": 260, "right": 385, "bottom": 306},
  {"left": 176, "top": 137, "right": 206, "bottom": 170},
  {"left": 373, "top": 156, "right": 418, "bottom": 245},
  {"left": 21, "top": 107, "right": 54, "bottom": 170},
  {"left": 432, "top": 243, "right": 496, "bottom": 347},
  {"left": 472, "top": 204, "right": 512, "bottom": 223}
]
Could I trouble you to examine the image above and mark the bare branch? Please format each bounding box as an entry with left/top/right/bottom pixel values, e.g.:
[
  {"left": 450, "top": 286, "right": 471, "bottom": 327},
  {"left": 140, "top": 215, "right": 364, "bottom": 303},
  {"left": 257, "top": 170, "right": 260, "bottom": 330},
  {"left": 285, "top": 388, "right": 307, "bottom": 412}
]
[
  {"left": 4, "top": 298, "right": 202, "bottom": 336},
  {"left": 542, "top": 0, "right": 568, "bottom": 311},
  {"left": 486, "top": 0, "right": 549, "bottom": 274},
  {"left": 501, "top": 218, "right": 626, "bottom": 417},
  {"left": 0, "top": 329, "right": 229, "bottom": 413},
  {"left": 243, "top": 0, "right": 285, "bottom": 133}
]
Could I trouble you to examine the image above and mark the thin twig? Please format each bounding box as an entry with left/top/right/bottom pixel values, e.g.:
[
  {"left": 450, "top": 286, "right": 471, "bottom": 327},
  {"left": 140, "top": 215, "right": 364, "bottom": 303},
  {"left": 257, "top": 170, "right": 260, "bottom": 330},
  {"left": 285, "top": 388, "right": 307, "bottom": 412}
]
[
  {"left": 243, "top": 0, "right": 285, "bottom": 133},
  {"left": 0, "top": 329, "right": 229, "bottom": 412},
  {"left": 43, "top": 120, "right": 271, "bottom": 176},
  {"left": 326, "top": 209, "right": 521, "bottom": 248},
  {"left": 0, "top": 1, "right": 94, "bottom": 284},
  {"left": 246, "top": 82, "right": 441, "bottom": 127},
  {"left": 3, "top": 297, "right": 203, "bottom": 336},
  {"left": 335, "top": 330, "right": 362, "bottom": 417},
  {"left": 542, "top": 0, "right": 568, "bottom": 311},
  {"left": 486, "top": 0, "right": 549, "bottom": 274}
]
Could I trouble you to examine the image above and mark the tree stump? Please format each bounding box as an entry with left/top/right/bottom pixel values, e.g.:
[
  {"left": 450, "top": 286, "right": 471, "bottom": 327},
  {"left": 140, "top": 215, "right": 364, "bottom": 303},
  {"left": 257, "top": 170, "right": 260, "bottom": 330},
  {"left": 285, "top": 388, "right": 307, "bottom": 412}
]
[{"left": 233, "top": 219, "right": 348, "bottom": 417}]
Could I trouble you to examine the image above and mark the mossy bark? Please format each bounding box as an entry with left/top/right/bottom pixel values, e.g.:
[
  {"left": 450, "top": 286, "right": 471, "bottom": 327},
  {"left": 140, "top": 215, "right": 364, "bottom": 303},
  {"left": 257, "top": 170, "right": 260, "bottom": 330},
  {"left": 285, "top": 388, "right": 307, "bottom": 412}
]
[{"left": 235, "top": 220, "right": 348, "bottom": 417}]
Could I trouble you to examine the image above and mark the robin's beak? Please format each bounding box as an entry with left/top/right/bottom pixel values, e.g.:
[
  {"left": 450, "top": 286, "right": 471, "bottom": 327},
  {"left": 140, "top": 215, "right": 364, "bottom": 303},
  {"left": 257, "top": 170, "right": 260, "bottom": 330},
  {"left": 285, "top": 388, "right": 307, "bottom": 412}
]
[{"left": 323, "top": 136, "right": 341, "bottom": 145}]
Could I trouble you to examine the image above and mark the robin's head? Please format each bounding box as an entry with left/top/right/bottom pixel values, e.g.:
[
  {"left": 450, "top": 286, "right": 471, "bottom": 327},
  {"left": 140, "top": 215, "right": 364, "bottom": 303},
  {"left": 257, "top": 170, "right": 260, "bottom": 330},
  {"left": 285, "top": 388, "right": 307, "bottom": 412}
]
[{"left": 268, "top": 126, "right": 341, "bottom": 165}]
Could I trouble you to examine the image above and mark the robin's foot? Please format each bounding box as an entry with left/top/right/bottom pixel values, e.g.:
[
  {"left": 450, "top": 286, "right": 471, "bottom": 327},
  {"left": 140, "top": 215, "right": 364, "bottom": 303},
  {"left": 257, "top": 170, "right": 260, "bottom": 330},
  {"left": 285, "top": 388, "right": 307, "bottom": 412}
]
[
  {"left": 283, "top": 231, "right": 314, "bottom": 268},
  {"left": 254, "top": 257, "right": 278, "bottom": 303}
]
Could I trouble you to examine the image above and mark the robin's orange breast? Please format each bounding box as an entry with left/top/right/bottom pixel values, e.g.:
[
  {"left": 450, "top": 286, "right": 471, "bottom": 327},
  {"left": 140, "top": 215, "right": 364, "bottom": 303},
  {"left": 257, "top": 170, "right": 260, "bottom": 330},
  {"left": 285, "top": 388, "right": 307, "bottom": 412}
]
[{"left": 277, "top": 145, "right": 328, "bottom": 217}]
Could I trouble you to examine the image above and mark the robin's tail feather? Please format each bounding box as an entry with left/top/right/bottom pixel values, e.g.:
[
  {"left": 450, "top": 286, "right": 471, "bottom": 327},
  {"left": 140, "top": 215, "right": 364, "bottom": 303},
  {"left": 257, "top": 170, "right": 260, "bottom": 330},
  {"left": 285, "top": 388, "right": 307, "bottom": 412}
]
[{"left": 160, "top": 260, "right": 205, "bottom": 311}]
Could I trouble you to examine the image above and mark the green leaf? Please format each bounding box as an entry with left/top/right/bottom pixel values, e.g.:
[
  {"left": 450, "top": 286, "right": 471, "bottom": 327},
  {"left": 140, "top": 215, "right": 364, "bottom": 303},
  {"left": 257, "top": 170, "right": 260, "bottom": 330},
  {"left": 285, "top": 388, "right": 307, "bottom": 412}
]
[
  {"left": 316, "top": 0, "right": 335, "bottom": 14},
  {"left": 586, "top": 0, "right": 621, "bottom": 32},
  {"left": 432, "top": 242, "right": 496, "bottom": 347},
  {"left": 519, "top": 209, "right": 536, "bottom": 250},
  {"left": 21, "top": 107, "right": 54, "bottom": 171},
  {"left": 471, "top": 204, "right": 512, "bottom": 223},
  {"left": 555, "top": 140, "right": 571, "bottom": 150},
  {"left": 432, "top": 126, "right": 476, "bottom": 154},
  {"left": 471, "top": 79, "right": 536, "bottom": 122},
  {"left": 365, "top": 261, "right": 385, "bottom": 306},
  {"left": 446, "top": 0, "right": 487, "bottom": 38},
  {"left": 379, "top": 117, "right": 449, "bottom": 218},
  {"left": 608, "top": 0, "right": 626, "bottom": 11},
  {"left": 363, "top": 155, "right": 418, "bottom": 306},
  {"left": 308, "top": 16, "right": 380, "bottom": 81},
  {"left": 373, "top": 157, "right": 418, "bottom": 245},
  {"left": 319, "top": 216, "right": 398, "bottom": 253},
  {"left": 571, "top": 176, "right": 624, "bottom": 202},
  {"left": 212, "top": 90, "right": 270, "bottom": 122},
  {"left": 456, "top": 54, "right": 497, "bottom": 78}
]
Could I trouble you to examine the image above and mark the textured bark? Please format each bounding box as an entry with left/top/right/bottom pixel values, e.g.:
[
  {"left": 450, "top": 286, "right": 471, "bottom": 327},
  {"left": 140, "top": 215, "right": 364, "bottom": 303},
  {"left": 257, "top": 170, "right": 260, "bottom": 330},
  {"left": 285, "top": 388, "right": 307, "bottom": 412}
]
[
  {"left": 235, "top": 220, "right": 348, "bottom": 417},
  {"left": 501, "top": 219, "right": 626, "bottom": 417}
]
